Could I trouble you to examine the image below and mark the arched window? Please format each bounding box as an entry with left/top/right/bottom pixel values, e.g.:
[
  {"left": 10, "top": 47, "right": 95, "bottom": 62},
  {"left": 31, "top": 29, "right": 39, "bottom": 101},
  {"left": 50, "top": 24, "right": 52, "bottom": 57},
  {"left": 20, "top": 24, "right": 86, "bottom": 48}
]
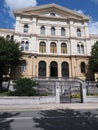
[
  {"left": 81, "top": 45, "right": 84, "bottom": 54},
  {"left": 21, "top": 41, "right": 29, "bottom": 51},
  {"left": 50, "top": 42, "right": 57, "bottom": 53},
  {"left": 21, "top": 41, "right": 25, "bottom": 51},
  {"left": 20, "top": 61, "right": 26, "bottom": 72},
  {"left": 50, "top": 61, "right": 58, "bottom": 77},
  {"left": 50, "top": 12, "right": 55, "bottom": 16},
  {"left": 51, "top": 27, "right": 55, "bottom": 35},
  {"left": 61, "top": 27, "right": 65, "bottom": 36},
  {"left": 62, "top": 62, "right": 69, "bottom": 77},
  {"left": 38, "top": 61, "right": 46, "bottom": 77},
  {"left": 11, "top": 35, "right": 14, "bottom": 41},
  {"left": 61, "top": 43, "right": 67, "bottom": 54},
  {"left": 80, "top": 62, "right": 86, "bottom": 73},
  {"left": 6, "top": 35, "right": 10, "bottom": 40},
  {"left": 77, "top": 28, "right": 81, "bottom": 37},
  {"left": 25, "top": 41, "right": 29, "bottom": 51},
  {"left": 40, "top": 26, "right": 45, "bottom": 35},
  {"left": 77, "top": 44, "right": 80, "bottom": 53},
  {"left": 24, "top": 24, "right": 28, "bottom": 33},
  {"left": 39, "top": 42, "right": 46, "bottom": 53}
]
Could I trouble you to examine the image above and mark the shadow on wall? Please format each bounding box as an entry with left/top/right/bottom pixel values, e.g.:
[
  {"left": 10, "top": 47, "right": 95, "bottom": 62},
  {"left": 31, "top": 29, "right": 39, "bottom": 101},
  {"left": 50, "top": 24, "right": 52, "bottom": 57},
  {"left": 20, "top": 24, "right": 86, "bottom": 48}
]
[
  {"left": 33, "top": 109, "right": 98, "bottom": 130},
  {"left": 0, "top": 112, "right": 20, "bottom": 130}
]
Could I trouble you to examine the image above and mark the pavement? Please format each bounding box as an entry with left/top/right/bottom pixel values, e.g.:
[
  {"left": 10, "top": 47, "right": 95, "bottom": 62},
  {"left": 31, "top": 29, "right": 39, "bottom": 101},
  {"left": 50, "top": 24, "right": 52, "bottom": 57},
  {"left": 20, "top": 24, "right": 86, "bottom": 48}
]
[{"left": 0, "top": 103, "right": 98, "bottom": 111}]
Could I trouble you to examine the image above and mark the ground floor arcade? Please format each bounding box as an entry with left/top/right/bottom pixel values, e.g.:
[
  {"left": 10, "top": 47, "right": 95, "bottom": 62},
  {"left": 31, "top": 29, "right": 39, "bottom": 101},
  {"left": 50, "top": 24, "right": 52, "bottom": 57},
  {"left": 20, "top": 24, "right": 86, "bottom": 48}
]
[{"left": 19, "top": 54, "right": 89, "bottom": 80}]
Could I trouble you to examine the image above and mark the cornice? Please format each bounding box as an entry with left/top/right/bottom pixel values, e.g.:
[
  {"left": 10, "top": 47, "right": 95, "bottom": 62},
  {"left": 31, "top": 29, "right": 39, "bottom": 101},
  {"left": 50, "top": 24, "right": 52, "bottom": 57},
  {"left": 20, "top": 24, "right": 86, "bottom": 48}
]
[
  {"left": 22, "top": 52, "right": 91, "bottom": 59},
  {"left": 14, "top": 13, "right": 89, "bottom": 22},
  {"left": 89, "top": 34, "right": 98, "bottom": 39},
  {"left": 36, "top": 35, "right": 69, "bottom": 40},
  {"left": 0, "top": 28, "right": 15, "bottom": 33}
]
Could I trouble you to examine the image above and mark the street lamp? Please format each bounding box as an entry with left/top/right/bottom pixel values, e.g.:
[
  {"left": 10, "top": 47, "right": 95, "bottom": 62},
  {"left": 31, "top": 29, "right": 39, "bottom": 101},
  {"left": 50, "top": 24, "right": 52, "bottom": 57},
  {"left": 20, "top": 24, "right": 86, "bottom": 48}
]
[{"left": 28, "top": 53, "right": 37, "bottom": 79}]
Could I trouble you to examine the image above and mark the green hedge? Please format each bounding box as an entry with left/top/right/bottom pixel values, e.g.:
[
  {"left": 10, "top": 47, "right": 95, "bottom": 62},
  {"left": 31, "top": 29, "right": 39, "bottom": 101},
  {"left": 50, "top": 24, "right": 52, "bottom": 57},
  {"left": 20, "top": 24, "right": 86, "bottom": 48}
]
[{"left": 10, "top": 78, "right": 37, "bottom": 96}]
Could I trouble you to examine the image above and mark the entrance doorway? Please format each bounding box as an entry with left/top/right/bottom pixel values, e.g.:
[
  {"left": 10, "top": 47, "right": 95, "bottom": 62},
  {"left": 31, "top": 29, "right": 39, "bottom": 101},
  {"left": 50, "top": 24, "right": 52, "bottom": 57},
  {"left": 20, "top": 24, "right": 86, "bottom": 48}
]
[{"left": 50, "top": 61, "right": 58, "bottom": 77}]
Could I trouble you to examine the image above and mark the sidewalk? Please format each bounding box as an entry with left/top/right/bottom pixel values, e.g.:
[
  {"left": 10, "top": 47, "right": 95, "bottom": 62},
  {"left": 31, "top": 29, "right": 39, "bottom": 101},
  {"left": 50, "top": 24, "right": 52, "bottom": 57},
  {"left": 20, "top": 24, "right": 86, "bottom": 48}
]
[{"left": 0, "top": 103, "right": 98, "bottom": 111}]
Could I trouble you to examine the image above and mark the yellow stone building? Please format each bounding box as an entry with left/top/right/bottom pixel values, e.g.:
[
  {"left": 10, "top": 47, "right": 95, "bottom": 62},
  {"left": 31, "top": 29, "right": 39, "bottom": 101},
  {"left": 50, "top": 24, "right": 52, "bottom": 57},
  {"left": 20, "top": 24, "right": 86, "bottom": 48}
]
[{"left": 0, "top": 4, "right": 98, "bottom": 80}]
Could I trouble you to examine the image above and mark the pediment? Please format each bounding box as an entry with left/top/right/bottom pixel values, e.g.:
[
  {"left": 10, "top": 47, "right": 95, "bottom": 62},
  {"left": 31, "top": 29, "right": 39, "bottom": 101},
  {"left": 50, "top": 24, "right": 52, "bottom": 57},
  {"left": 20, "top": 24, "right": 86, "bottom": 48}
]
[{"left": 14, "top": 3, "right": 89, "bottom": 20}]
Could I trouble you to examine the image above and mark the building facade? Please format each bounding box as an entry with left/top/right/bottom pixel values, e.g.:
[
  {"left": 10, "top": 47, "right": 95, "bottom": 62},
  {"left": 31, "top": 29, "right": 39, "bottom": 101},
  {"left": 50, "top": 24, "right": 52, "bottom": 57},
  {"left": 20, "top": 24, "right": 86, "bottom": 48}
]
[{"left": 0, "top": 3, "right": 98, "bottom": 80}]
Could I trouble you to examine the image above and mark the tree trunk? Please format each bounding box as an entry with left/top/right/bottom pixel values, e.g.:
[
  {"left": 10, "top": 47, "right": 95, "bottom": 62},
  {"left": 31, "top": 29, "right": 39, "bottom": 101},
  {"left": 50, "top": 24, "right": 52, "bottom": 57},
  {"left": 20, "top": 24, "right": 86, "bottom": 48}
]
[{"left": 0, "top": 74, "right": 3, "bottom": 92}]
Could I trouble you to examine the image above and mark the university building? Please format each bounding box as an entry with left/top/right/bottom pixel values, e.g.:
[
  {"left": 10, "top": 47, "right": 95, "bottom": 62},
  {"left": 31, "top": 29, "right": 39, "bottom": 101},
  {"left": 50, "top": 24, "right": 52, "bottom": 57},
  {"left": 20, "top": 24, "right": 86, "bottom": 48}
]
[{"left": 0, "top": 3, "right": 98, "bottom": 80}]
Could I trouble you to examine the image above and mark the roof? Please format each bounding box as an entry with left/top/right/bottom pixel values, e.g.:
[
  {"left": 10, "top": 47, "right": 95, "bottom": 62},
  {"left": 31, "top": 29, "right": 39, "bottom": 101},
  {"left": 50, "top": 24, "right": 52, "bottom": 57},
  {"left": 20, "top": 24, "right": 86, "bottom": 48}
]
[{"left": 13, "top": 3, "right": 90, "bottom": 21}]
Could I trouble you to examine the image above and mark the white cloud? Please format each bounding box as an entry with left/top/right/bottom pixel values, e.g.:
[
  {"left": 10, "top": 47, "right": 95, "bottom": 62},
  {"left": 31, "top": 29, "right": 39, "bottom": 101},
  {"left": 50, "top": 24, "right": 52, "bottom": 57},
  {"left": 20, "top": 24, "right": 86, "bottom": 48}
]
[
  {"left": 91, "top": 0, "right": 98, "bottom": 3},
  {"left": 75, "top": 9, "right": 98, "bottom": 34},
  {"left": 89, "top": 20, "right": 98, "bottom": 34},
  {"left": 75, "top": 9, "right": 84, "bottom": 14},
  {"left": 4, "top": 0, "right": 37, "bottom": 17}
]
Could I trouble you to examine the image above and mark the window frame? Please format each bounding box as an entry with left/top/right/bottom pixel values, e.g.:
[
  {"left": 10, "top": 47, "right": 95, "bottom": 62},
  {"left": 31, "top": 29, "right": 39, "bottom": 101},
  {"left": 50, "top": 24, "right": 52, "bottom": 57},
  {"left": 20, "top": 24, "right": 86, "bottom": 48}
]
[
  {"left": 80, "top": 62, "right": 86, "bottom": 73},
  {"left": 51, "top": 27, "right": 55, "bottom": 35},
  {"left": 23, "top": 24, "right": 29, "bottom": 33},
  {"left": 50, "top": 42, "right": 57, "bottom": 53},
  {"left": 50, "top": 12, "right": 55, "bottom": 16},
  {"left": 61, "top": 43, "right": 67, "bottom": 54},
  {"left": 61, "top": 27, "right": 65, "bottom": 36},
  {"left": 77, "top": 28, "right": 81, "bottom": 37},
  {"left": 21, "top": 40, "right": 29, "bottom": 51},
  {"left": 40, "top": 26, "right": 45, "bottom": 35},
  {"left": 39, "top": 42, "right": 46, "bottom": 53}
]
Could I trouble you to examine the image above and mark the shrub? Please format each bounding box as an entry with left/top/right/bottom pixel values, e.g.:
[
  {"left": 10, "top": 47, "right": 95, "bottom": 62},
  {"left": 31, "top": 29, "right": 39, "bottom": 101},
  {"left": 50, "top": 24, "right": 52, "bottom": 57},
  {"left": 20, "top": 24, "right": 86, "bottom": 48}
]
[
  {"left": 12, "top": 78, "right": 37, "bottom": 96},
  {"left": 71, "top": 94, "right": 80, "bottom": 98}
]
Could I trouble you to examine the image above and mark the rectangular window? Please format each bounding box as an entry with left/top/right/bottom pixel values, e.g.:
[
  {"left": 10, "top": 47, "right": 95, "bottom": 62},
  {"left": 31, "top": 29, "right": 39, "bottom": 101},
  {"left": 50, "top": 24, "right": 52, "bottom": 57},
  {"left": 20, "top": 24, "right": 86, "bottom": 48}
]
[{"left": 20, "top": 65, "right": 26, "bottom": 72}]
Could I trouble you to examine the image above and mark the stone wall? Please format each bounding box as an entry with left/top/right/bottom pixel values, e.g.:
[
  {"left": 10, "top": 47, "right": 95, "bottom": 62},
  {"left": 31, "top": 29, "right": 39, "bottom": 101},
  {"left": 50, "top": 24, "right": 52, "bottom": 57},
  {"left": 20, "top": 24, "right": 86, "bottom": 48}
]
[{"left": 0, "top": 96, "right": 56, "bottom": 105}]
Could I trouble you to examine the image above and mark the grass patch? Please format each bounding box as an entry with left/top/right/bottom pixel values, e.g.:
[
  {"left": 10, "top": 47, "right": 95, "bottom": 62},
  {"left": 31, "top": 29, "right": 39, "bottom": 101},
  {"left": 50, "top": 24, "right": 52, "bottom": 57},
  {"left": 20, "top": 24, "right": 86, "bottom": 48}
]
[{"left": 0, "top": 91, "right": 9, "bottom": 96}]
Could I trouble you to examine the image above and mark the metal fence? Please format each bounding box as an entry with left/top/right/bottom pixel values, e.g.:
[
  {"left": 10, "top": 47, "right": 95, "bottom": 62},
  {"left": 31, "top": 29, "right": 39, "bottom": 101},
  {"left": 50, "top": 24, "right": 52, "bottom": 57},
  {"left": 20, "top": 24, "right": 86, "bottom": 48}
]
[{"left": 86, "top": 81, "right": 98, "bottom": 96}]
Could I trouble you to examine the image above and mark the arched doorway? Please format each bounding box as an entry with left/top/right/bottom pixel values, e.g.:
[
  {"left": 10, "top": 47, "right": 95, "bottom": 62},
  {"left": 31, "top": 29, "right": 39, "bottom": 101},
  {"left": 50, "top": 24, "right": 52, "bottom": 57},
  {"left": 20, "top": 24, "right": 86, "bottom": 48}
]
[
  {"left": 38, "top": 61, "right": 46, "bottom": 77},
  {"left": 62, "top": 62, "right": 69, "bottom": 78},
  {"left": 50, "top": 61, "right": 58, "bottom": 77}
]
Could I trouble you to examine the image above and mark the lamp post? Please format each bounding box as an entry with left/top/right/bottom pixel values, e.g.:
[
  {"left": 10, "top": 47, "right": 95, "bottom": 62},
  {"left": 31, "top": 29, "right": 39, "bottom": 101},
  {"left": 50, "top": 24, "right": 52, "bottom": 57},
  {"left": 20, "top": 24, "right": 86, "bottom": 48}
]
[{"left": 28, "top": 53, "right": 33, "bottom": 79}]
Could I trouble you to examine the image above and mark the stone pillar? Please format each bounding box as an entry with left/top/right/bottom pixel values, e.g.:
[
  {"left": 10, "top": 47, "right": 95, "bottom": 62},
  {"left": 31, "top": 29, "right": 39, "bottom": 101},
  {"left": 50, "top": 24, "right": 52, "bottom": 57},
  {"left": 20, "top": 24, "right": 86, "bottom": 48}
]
[
  {"left": 9, "top": 80, "right": 14, "bottom": 92},
  {"left": 47, "top": 62, "right": 50, "bottom": 78},
  {"left": 69, "top": 20, "right": 75, "bottom": 37},
  {"left": 56, "top": 82, "right": 60, "bottom": 103},
  {"left": 81, "top": 82, "right": 87, "bottom": 103},
  {"left": 58, "top": 62, "right": 61, "bottom": 77}
]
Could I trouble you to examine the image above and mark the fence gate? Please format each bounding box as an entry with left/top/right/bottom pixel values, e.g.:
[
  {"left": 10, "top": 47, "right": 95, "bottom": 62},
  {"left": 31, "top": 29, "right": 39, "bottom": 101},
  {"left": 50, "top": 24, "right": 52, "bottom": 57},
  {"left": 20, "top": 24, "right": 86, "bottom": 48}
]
[{"left": 60, "top": 81, "right": 82, "bottom": 103}]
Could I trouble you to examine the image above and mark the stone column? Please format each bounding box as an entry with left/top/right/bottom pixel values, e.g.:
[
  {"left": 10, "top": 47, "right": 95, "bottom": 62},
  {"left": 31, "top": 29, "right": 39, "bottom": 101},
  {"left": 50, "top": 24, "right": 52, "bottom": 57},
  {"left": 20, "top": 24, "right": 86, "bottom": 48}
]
[{"left": 56, "top": 82, "right": 60, "bottom": 103}]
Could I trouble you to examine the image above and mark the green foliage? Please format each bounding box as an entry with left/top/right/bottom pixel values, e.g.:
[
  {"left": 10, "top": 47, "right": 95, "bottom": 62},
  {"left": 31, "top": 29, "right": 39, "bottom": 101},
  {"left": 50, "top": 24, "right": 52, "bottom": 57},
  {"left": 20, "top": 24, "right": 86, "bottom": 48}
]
[
  {"left": 89, "top": 41, "right": 98, "bottom": 73},
  {"left": 0, "top": 36, "right": 23, "bottom": 90},
  {"left": 0, "top": 37, "right": 22, "bottom": 73},
  {"left": 13, "top": 78, "right": 37, "bottom": 96}
]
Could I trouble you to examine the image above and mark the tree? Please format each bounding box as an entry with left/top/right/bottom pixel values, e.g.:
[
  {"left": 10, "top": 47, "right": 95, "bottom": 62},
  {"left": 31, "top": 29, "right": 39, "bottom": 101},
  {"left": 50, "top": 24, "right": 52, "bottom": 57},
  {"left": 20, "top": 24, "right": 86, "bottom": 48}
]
[
  {"left": 88, "top": 41, "right": 98, "bottom": 80},
  {"left": 0, "top": 36, "right": 23, "bottom": 91}
]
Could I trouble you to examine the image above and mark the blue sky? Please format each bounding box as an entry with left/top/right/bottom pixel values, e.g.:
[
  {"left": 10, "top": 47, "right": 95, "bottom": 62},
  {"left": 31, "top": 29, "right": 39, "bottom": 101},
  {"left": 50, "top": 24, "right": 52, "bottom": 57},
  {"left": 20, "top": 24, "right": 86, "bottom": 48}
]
[{"left": 0, "top": 0, "right": 98, "bottom": 34}]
